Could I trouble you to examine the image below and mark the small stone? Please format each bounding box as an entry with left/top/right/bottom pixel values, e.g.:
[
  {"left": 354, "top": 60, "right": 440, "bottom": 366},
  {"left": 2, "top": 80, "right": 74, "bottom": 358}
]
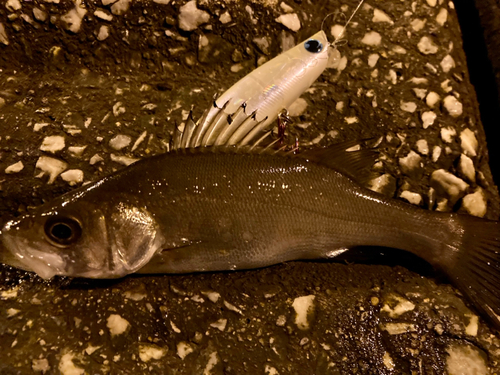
[
  {"left": 210, "top": 319, "right": 227, "bottom": 332},
  {"left": 89, "top": 154, "right": 104, "bottom": 165},
  {"left": 443, "top": 95, "right": 463, "bottom": 117},
  {"left": 413, "top": 88, "right": 427, "bottom": 99},
  {"left": 110, "top": 154, "right": 139, "bottom": 166},
  {"left": 400, "top": 101, "right": 417, "bottom": 113},
  {"left": 446, "top": 345, "right": 488, "bottom": 375},
  {"left": 94, "top": 9, "right": 113, "bottom": 21},
  {"left": 381, "top": 323, "right": 416, "bottom": 335},
  {"left": 5, "top": 161, "right": 24, "bottom": 174},
  {"left": 462, "top": 188, "right": 487, "bottom": 218},
  {"left": 178, "top": 1, "right": 210, "bottom": 32},
  {"left": 372, "top": 9, "right": 393, "bottom": 24},
  {"left": 63, "top": 125, "right": 82, "bottom": 136},
  {"left": 276, "top": 315, "right": 287, "bottom": 327},
  {"left": 421, "top": 111, "right": 437, "bottom": 129},
  {"left": 0, "top": 23, "right": 10, "bottom": 45},
  {"left": 33, "top": 123, "right": 49, "bottom": 132},
  {"left": 32, "top": 358, "right": 50, "bottom": 373},
  {"left": 97, "top": 25, "right": 110, "bottom": 41},
  {"left": 361, "top": 31, "right": 382, "bottom": 46},
  {"left": 253, "top": 36, "right": 271, "bottom": 55},
  {"left": 153, "top": 0, "right": 171, "bottom": 3},
  {"left": 219, "top": 11, "right": 231, "bottom": 24},
  {"left": 113, "top": 102, "right": 126, "bottom": 116},
  {"left": 40, "top": 135, "right": 65, "bottom": 153},
  {"left": 292, "top": 295, "right": 315, "bottom": 330},
  {"left": 368, "top": 53, "right": 379, "bottom": 67},
  {"left": 417, "top": 36, "right": 439, "bottom": 54},
  {"left": 138, "top": 344, "right": 166, "bottom": 362},
  {"left": 6, "top": 0, "right": 22, "bottom": 11},
  {"left": 431, "top": 169, "right": 469, "bottom": 203},
  {"left": 288, "top": 98, "right": 308, "bottom": 117},
  {"left": 440, "top": 127, "right": 456, "bottom": 143},
  {"left": 275, "top": 13, "right": 301, "bottom": 32},
  {"left": 416, "top": 139, "right": 429, "bottom": 155},
  {"left": 425, "top": 92, "right": 440, "bottom": 107},
  {"left": 411, "top": 18, "right": 426, "bottom": 32},
  {"left": 280, "top": 2, "right": 294, "bottom": 13},
  {"left": 399, "top": 150, "right": 422, "bottom": 176},
  {"left": 36, "top": 156, "right": 67, "bottom": 184},
  {"left": 177, "top": 342, "right": 193, "bottom": 360},
  {"left": 60, "top": 2, "right": 87, "bottom": 33},
  {"left": 400, "top": 191, "right": 422, "bottom": 205},
  {"left": 383, "top": 352, "right": 395, "bottom": 370},
  {"left": 33, "top": 8, "right": 48, "bottom": 22},
  {"left": 107, "top": 314, "right": 130, "bottom": 336},
  {"left": 458, "top": 154, "right": 475, "bottom": 183},
  {"left": 436, "top": 8, "right": 448, "bottom": 25},
  {"left": 460, "top": 128, "right": 478, "bottom": 157},
  {"left": 440, "top": 55, "right": 455, "bottom": 73},
  {"left": 110, "top": 0, "right": 130, "bottom": 15},
  {"left": 60, "top": 169, "right": 84, "bottom": 186},
  {"left": 427, "top": 0, "right": 437, "bottom": 6}
]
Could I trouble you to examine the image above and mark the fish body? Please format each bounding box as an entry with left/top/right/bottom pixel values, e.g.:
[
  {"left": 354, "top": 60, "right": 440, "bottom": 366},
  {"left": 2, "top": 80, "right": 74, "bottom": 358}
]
[{"left": 2, "top": 147, "right": 500, "bottom": 332}]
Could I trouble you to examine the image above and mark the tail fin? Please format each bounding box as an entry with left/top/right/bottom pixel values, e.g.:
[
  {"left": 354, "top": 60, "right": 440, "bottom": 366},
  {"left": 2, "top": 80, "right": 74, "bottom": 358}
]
[{"left": 444, "top": 217, "right": 500, "bottom": 331}]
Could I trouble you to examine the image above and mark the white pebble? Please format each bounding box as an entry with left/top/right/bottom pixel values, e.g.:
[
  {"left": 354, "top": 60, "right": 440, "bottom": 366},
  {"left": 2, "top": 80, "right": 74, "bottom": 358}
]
[
  {"left": 177, "top": 342, "right": 193, "bottom": 360},
  {"left": 59, "top": 352, "right": 84, "bottom": 375},
  {"left": 68, "top": 146, "right": 87, "bottom": 157},
  {"left": 110, "top": 0, "right": 130, "bottom": 16},
  {"left": 178, "top": 0, "right": 210, "bottom": 31},
  {"left": 202, "top": 290, "right": 220, "bottom": 303},
  {"left": 413, "top": 88, "right": 427, "bottom": 100},
  {"left": 110, "top": 154, "right": 139, "bottom": 166},
  {"left": 436, "top": 8, "right": 448, "bottom": 25},
  {"left": 40, "top": 135, "right": 65, "bottom": 153},
  {"left": 368, "top": 53, "right": 379, "bottom": 67},
  {"left": 417, "top": 36, "right": 438, "bottom": 54},
  {"left": 89, "top": 153, "right": 104, "bottom": 165},
  {"left": 113, "top": 102, "right": 126, "bottom": 117},
  {"left": 330, "top": 24, "right": 344, "bottom": 40},
  {"left": 440, "top": 127, "right": 456, "bottom": 143},
  {"left": 361, "top": 31, "right": 382, "bottom": 46},
  {"left": 431, "top": 169, "right": 469, "bottom": 201},
  {"left": 0, "top": 23, "right": 9, "bottom": 46},
  {"left": 421, "top": 111, "right": 437, "bottom": 129},
  {"left": 443, "top": 95, "right": 463, "bottom": 117},
  {"left": 275, "top": 13, "right": 301, "bottom": 32},
  {"left": 35, "top": 156, "right": 67, "bottom": 184},
  {"left": 368, "top": 174, "right": 392, "bottom": 194},
  {"left": 219, "top": 11, "right": 231, "bottom": 24},
  {"left": 5, "top": 161, "right": 24, "bottom": 174},
  {"left": 94, "top": 9, "right": 113, "bottom": 21},
  {"left": 288, "top": 97, "right": 308, "bottom": 117},
  {"left": 439, "top": 55, "right": 455, "bottom": 74},
  {"left": 446, "top": 345, "right": 488, "bottom": 375},
  {"left": 427, "top": 0, "right": 437, "bottom": 6},
  {"left": 6, "top": 0, "right": 22, "bottom": 11},
  {"left": 400, "top": 101, "right": 417, "bottom": 113},
  {"left": 210, "top": 318, "right": 227, "bottom": 332},
  {"left": 416, "top": 139, "right": 429, "bottom": 155},
  {"left": 60, "top": 169, "right": 84, "bottom": 186},
  {"left": 411, "top": 18, "right": 426, "bottom": 32},
  {"left": 381, "top": 323, "right": 416, "bottom": 335},
  {"left": 381, "top": 295, "right": 416, "bottom": 317},
  {"left": 393, "top": 45, "right": 407, "bottom": 54},
  {"left": 63, "top": 125, "right": 82, "bottom": 136},
  {"left": 372, "top": 8, "right": 393, "bottom": 24},
  {"left": 109, "top": 134, "right": 131, "bottom": 150},
  {"left": 399, "top": 150, "right": 422, "bottom": 173},
  {"left": 138, "top": 344, "right": 166, "bottom": 362},
  {"left": 383, "top": 352, "right": 395, "bottom": 370},
  {"left": 400, "top": 190, "right": 422, "bottom": 205},
  {"left": 432, "top": 146, "right": 442, "bottom": 162},
  {"left": 426, "top": 92, "right": 440, "bottom": 107},
  {"left": 292, "top": 295, "right": 315, "bottom": 330},
  {"left": 460, "top": 128, "right": 478, "bottom": 157},
  {"left": 107, "top": 314, "right": 130, "bottom": 336},
  {"left": 459, "top": 154, "right": 475, "bottom": 183},
  {"left": 441, "top": 79, "right": 453, "bottom": 93},
  {"left": 33, "top": 123, "right": 50, "bottom": 132},
  {"left": 280, "top": 2, "right": 294, "bottom": 13},
  {"left": 462, "top": 188, "right": 487, "bottom": 218},
  {"left": 32, "top": 358, "right": 49, "bottom": 373},
  {"left": 97, "top": 25, "right": 110, "bottom": 41},
  {"left": 60, "top": 2, "right": 87, "bottom": 33}
]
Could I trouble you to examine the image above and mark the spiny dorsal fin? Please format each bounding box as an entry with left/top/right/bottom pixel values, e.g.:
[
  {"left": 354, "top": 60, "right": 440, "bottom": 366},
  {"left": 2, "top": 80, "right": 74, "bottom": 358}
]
[{"left": 299, "top": 140, "right": 379, "bottom": 186}]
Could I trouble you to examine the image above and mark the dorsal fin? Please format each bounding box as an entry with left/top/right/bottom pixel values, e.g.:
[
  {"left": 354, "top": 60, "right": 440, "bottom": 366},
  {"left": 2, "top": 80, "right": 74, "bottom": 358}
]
[{"left": 299, "top": 140, "right": 379, "bottom": 186}]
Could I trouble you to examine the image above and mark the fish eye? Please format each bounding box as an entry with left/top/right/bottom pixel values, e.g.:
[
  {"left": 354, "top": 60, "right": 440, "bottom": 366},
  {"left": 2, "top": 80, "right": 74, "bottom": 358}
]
[
  {"left": 304, "top": 39, "right": 323, "bottom": 53},
  {"left": 44, "top": 216, "right": 82, "bottom": 247}
]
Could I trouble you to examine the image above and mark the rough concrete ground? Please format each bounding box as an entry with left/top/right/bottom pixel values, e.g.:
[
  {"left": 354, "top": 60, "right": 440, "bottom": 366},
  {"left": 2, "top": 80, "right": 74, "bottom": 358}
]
[{"left": 0, "top": 0, "right": 499, "bottom": 374}]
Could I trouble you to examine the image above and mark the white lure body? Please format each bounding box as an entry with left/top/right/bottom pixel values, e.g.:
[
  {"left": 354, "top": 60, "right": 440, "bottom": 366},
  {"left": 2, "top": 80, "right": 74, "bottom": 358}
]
[{"left": 178, "top": 30, "right": 330, "bottom": 149}]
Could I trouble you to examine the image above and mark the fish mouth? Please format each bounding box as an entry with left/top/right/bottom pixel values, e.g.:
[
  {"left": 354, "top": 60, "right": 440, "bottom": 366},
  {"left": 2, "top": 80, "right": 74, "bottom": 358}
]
[{"left": 1, "top": 223, "right": 66, "bottom": 280}]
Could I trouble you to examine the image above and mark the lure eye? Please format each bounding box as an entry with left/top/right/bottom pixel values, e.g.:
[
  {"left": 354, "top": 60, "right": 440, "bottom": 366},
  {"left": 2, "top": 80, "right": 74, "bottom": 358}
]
[
  {"left": 44, "top": 216, "right": 82, "bottom": 247},
  {"left": 304, "top": 39, "right": 323, "bottom": 53}
]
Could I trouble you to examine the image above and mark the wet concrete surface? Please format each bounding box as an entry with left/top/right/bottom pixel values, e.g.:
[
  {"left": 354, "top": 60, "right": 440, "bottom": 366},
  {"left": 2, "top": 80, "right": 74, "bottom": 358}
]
[{"left": 0, "top": 0, "right": 499, "bottom": 374}]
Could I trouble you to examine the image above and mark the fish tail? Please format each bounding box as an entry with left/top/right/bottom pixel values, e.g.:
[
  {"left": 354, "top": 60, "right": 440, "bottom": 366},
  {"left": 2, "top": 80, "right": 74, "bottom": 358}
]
[{"left": 441, "top": 216, "right": 500, "bottom": 330}]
